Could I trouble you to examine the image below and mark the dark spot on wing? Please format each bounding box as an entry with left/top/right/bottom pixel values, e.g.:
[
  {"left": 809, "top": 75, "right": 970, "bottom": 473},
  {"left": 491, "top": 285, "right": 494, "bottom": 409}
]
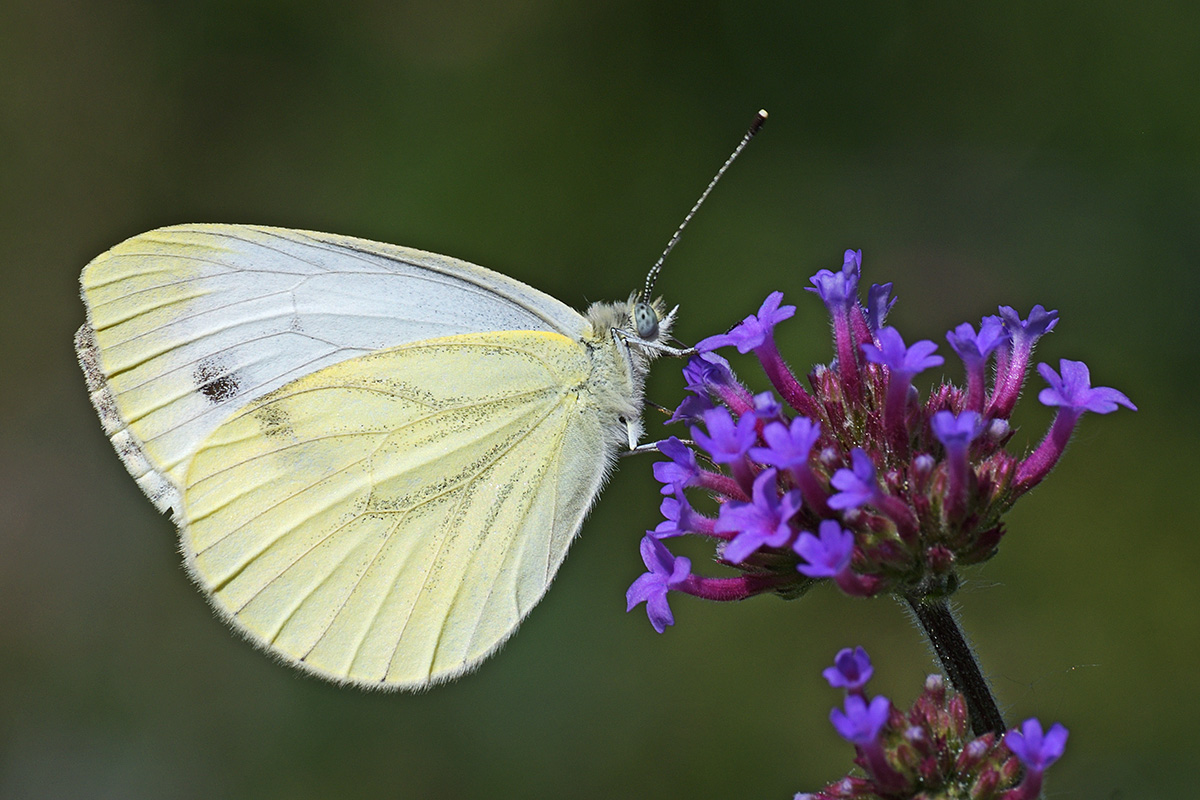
[
  {"left": 254, "top": 402, "right": 294, "bottom": 438},
  {"left": 194, "top": 359, "right": 240, "bottom": 404}
]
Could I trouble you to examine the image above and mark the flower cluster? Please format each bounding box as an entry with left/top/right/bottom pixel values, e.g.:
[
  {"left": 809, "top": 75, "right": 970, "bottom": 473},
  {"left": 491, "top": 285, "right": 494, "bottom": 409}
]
[
  {"left": 798, "top": 647, "right": 1067, "bottom": 800},
  {"left": 627, "top": 250, "right": 1135, "bottom": 630}
]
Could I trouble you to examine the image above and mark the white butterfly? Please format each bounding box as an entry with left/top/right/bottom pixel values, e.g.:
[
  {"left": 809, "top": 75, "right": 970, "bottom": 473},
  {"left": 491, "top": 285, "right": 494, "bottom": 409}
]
[
  {"left": 76, "top": 224, "right": 680, "bottom": 689},
  {"left": 77, "top": 112, "right": 766, "bottom": 690}
]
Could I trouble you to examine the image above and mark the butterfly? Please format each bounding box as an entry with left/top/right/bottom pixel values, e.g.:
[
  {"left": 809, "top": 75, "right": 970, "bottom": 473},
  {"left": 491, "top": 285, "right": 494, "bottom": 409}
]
[
  {"left": 76, "top": 110, "right": 765, "bottom": 690},
  {"left": 76, "top": 224, "right": 681, "bottom": 689}
]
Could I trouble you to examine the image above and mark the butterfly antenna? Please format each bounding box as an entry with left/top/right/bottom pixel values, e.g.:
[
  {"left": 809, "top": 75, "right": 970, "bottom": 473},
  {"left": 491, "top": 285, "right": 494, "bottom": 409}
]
[{"left": 641, "top": 109, "right": 768, "bottom": 301}]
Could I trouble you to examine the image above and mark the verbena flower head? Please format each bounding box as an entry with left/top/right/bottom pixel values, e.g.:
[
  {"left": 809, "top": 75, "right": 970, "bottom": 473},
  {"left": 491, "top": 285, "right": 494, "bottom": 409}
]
[
  {"left": 798, "top": 648, "right": 1064, "bottom": 800},
  {"left": 628, "top": 251, "right": 1134, "bottom": 628}
]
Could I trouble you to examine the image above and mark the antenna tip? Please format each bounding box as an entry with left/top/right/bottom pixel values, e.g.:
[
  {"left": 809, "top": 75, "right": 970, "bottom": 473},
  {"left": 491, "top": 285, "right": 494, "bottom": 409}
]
[{"left": 750, "top": 109, "right": 769, "bottom": 134}]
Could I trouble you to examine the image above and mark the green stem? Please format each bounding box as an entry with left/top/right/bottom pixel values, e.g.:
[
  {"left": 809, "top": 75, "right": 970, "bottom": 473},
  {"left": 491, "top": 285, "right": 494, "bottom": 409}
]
[{"left": 904, "top": 594, "right": 1005, "bottom": 737}]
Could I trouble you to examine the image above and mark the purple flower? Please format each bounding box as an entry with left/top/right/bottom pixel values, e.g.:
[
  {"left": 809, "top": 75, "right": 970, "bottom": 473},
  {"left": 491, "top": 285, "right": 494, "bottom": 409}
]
[
  {"left": 932, "top": 410, "right": 982, "bottom": 520},
  {"left": 696, "top": 291, "right": 795, "bottom": 354},
  {"left": 946, "top": 316, "right": 1008, "bottom": 368},
  {"left": 664, "top": 392, "right": 714, "bottom": 425},
  {"left": 860, "top": 327, "right": 942, "bottom": 452},
  {"left": 695, "top": 292, "right": 817, "bottom": 418},
  {"left": 828, "top": 448, "right": 878, "bottom": 510},
  {"left": 651, "top": 487, "right": 713, "bottom": 539},
  {"left": 653, "top": 436, "right": 700, "bottom": 495},
  {"left": 989, "top": 304, "right": 1060, "bottom": 418},
  {"left": 809, "top": 251, "right": 869, "bottom": 402},
  {"left": 626, "top": 536, "right": 692, "bottom": 633},
  {"left": 750, "top": 417, "right": 831, "bottom": 515},
  {"left": 823, "top": 646, "right": 874, "bottom": 692},
  {"left": 999, "top": 304, "right": 1059, "bottom": 342},
  {"left": 807, "top": 252, "right": 862, "bottom": 309},
  {"left": 678, "top": 352, "right": 752, "bottom": 416},
  {"left": 827, "top": 449, "right": 919, "bottom": 536},
  {"left": 865, "top": 282, "right": 895, "bottom": 333},
  {"left": 1014, "top": 360, "right": 1136, "bottom": 493},
  {"left": 861, "top": 327, "right": 943, "bottom": 377},
  {"left": 692, "top": 407, "right": 758, "bottom": 464},
  {"left": 750, "top": 417, "right": 821, "bottom": 471},
  {"left": 830, "top": 694, "right": 891, "bottom": 745},
  {"left": 947, "top": 316, "right": 1009, "bottom": 411},
  {"left": 716, "top": 469, "right": 803, "bottom": 563},
  {"left": 930, "top": 410, "right": 982, "bottom": 454},
  {"left": 643, "top": 256, "right": 1132, "bottom": 640},
  {"left": 1005, "top": 718, "right": 1069, "bottom": 772},
  {"left": 651, "top": 494, "right": 686, "bottom": 538},
  {"left": 682, "top": 351, "right": 735, "bottom": 394},
  {"left": 795, "top": 519, "right": 855, "bottom": 578},
  {"left": 752, "top": 391, "right": 783, "bottom": 422},
  {"left": 1037, "top": 359, "right": 1137, "bottom": 416}
]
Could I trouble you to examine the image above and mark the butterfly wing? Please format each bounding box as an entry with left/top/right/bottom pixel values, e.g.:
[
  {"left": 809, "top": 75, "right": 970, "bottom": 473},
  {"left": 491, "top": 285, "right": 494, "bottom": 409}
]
[
  {"left": 76, "top": 224, "right": 586, "bottom": 515},
  {"left": 182, "top": 331, "right": 615, "bottom": 688}
]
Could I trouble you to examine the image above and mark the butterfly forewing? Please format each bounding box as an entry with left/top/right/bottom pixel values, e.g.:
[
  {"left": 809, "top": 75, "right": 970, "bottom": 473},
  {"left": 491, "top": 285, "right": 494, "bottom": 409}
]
[
  {"left": 181, "top": 331, "right": 613, "bottom": 688},
  {"left": 77, "top": 224, "right": 586, "bottom": 514}
]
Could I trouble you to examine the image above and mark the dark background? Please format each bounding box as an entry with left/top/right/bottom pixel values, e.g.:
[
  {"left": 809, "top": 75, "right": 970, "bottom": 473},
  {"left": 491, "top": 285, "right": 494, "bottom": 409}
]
[{"left": 1, "top": 2, "right": 1193, "bottom": 797}]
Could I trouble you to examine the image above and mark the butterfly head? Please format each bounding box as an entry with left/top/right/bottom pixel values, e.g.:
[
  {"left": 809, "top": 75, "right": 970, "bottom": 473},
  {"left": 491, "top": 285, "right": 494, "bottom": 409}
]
[{"left": 581, "top": 295, "right": 675, "bottom": 358}]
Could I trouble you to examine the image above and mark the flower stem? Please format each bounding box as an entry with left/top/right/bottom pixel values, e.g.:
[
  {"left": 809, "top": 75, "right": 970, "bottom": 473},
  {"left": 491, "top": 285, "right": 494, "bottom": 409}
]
[{"left": 904, "top": 594, "right": 1005, "bottom": 737}]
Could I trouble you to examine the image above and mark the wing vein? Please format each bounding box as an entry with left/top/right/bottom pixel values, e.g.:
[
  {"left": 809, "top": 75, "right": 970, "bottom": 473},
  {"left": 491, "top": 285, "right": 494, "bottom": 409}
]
[
  {"left": 460, "top": 411, "right": 569, "bottom": 658},
  {"left": 412, "top": 399, "right": 570, "bottom": 677},
  {"left": 189, "top": 384, "right": 554, "bottom": 504}
]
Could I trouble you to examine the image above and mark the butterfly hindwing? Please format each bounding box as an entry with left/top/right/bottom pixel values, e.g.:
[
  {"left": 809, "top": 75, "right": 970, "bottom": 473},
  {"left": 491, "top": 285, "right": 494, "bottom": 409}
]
[{"left": 181, "top": 330, "right": 614, "bottom": 688}]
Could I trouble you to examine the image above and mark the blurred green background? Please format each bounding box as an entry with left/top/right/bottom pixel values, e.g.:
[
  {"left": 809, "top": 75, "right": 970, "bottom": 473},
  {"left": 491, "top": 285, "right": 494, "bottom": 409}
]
[{"left": 1, "top": 1, "right": 1192, "bottom": 797}]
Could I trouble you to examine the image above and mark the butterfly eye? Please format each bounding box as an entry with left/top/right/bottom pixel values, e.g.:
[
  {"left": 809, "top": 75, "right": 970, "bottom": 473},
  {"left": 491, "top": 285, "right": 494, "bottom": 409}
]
[{"left": 633, "top": 300, "right": 660, "bottom": 341}]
